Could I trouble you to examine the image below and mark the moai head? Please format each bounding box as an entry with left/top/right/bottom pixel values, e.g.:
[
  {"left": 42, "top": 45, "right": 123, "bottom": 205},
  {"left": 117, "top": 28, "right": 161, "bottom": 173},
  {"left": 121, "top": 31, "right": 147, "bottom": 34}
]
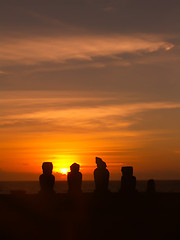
[
  {"left": 70, "top": 163, "right": 80, "bottom": 173},
  {"left": 121, "top": 166, "right": 133, "bottom": 177},
  {"left": 96, "top": 157, "right": 107, "bottom": 169},
  {"left": 42, "top": 162, "right": 53, "bottom": 175}
]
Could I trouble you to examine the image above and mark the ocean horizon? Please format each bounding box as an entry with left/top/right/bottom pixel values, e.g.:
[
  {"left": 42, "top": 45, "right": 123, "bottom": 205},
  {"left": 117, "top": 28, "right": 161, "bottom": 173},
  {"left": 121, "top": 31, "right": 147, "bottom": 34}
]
[{"left": 0, "top": 180, "right": 180, "bottom": 194}]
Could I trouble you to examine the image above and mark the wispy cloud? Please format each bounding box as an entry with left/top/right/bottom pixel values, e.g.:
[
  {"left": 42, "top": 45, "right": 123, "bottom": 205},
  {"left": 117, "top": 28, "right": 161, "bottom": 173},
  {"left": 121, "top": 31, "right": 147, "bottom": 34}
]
[
  {"left": 1, "top": 96, "right": 180, "bottom": 134},
  {"left": 2, "top": 101, "right": 180, "bottom": 120},
  {"left": 0, "top": 35, "right": 173, "bottom": 66}
]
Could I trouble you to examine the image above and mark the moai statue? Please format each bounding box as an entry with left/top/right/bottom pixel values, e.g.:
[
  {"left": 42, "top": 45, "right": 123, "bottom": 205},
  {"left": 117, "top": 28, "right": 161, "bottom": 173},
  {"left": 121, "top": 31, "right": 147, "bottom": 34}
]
[
  {"left": 67, "top": 163, "right": 82, "bottom": 194},
  {"left": 39, "top": 162, "right": 55, "bottom": 194},
  {"left": 94, "top": 157, "right": 109, "bottom": 193},
  {"left": 120, "top": 166, "right": 136, "bottom": 193},
  {"left": 146, "top": 179, "right": 156, "bottom": 193}
]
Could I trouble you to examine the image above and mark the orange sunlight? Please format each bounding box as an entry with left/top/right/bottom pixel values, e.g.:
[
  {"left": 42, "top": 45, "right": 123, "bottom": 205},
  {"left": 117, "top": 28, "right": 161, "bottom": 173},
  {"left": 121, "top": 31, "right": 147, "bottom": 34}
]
[
  {"left": 53, "top": 154, "right": 79, "bottom": 175},
  {"left": 59, "top": 168, "right": 69, "bottom": 175}
]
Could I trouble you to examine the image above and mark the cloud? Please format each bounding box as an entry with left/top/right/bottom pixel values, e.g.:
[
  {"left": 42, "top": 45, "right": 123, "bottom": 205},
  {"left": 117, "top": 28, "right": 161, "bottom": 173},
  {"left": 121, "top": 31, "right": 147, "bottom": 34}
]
[
  {"left": 2, "top": 101, "right": 180, "bottom": 120},
  {"left": 54, "top": 172, "right": 67, "bottom": 178},
  {"left": 1, "top": 96, "right": 180, "bottom": 134},
  {"left": 0, "top": 35, "right": 173, "bottom": 66}
]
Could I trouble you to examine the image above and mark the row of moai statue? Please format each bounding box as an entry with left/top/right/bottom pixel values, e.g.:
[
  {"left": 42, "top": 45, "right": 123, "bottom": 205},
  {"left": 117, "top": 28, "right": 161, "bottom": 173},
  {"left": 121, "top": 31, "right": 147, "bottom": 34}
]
[{"left": 39, "top": 157, "right": 155, "bottom": 194}]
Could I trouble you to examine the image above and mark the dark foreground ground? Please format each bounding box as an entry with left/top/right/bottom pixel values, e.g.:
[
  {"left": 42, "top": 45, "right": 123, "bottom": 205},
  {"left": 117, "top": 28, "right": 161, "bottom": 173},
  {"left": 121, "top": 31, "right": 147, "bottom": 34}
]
[{"left": 0, "top": 192, "right": 180, "bottom": 240}]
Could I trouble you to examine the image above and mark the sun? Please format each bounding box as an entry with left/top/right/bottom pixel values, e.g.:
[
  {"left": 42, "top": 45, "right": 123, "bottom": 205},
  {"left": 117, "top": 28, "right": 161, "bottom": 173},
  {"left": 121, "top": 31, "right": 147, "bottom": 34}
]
[
  {"left": 59, "top": 168, "right": 69, "bottom": 175},
  {"left": 52, "top": 154, "right": 79, "bottom": 176}
]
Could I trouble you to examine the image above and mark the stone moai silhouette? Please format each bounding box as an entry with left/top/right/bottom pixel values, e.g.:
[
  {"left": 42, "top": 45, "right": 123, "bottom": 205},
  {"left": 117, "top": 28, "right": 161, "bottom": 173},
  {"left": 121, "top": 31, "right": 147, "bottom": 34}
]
[
  {"left": 146, "top": 179, "right": 156, "bottom": 193},
  {"left": 67, "top": 163, "right": 82, "bottom": 194},
  {"left": 94, "top": 157, "right": 109, "bottom": 193},
  {"left": 120, "top": 166, "right": 136, "bottom": 193},
  {"left": 39, "top": 162, "right": 55, "bottom": 194}
]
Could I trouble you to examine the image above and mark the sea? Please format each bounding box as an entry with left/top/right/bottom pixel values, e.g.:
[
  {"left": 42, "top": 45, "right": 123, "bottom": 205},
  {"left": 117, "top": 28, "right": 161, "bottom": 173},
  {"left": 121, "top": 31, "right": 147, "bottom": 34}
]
[{"left": 0, "top": 180, "right": 180, "bottom": 194}]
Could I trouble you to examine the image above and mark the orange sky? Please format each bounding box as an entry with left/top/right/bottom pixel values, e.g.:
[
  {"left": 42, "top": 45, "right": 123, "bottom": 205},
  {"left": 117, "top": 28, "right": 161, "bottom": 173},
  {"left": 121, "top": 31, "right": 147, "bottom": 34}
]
[
  {"left": 0, "top": 0, "right": 180, "bottom": 180},
  {"left": 1, "top": 91, "right": 180, "bottom": 180}
]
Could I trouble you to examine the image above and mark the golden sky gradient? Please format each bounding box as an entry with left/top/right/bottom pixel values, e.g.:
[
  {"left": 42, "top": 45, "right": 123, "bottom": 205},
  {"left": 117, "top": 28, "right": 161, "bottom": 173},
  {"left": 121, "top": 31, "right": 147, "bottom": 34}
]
[
  {"left": 1, "top": 91, "right": 180, "bottom": 180},
  {"left": 0, "top": 0, "right": 180, "bottom": 180}
]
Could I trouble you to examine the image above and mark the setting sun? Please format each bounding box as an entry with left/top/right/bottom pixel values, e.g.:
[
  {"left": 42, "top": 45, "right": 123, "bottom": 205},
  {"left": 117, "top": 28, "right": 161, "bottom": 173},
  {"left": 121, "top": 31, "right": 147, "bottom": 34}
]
[
  {"left": 59, "top": 168, "right": 69, "bottom": 175},
  {"left": 52, "top": 154, "right": 79, "bottom": 177}
]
